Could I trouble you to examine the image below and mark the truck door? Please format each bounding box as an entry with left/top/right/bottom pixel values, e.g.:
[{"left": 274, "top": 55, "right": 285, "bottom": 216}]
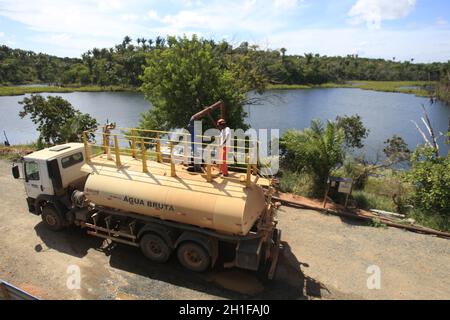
[
  {"left": 26, "top": 159, "right": 55, "bottom": 198},
  {"left": 24, "top": 160, "right": 42, "bottom": 199}
]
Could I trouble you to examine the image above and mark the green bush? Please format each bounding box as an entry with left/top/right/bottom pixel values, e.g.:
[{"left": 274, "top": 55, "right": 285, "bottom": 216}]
[
  {"left": 408, "top": 209, "right": 450, "bottom": 232},
  {"left": 278, "top": 170, "right": 315, "bottom": 197},
  {"left": 280, "top": 119, "right": 345, "bottom": 196},
  {"left": 404, "top": 146, "right": 450, "bottom": 216},
  {"left": 338, "top": 159, "right": 369, "bottom": 190}
]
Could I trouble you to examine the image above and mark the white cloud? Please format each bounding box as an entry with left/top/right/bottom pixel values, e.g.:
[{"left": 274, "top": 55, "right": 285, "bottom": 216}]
[
  {"left": 348, "top": 0, "right": 416, "bottom": 29},
  {"left": 274, "top": 0, "right": 299, "bottom": 10},
  {"left": 0, "top": 0, "right": 306, "bottom": 54},
  {"left": 149, "top": 0, "right": 304, "bottom": 35},
  {"left": 0, "top": 0, "right": 147, "bottom": 37},
  {"left": 0, "top": 0, "right": 448, "bottom": 62},
  {"left": 436, "top": 17, "right": 448, "bottom": 26},
  {"left": 121, "top": 14, "right": 140, "bottom": 22},
  {"left": 32, "top": 33, "right": 116, "bottom": 53},
  {"left": 264, "top": 26, "right": 450, "bottom": 62},
  {"left": 147, "top": 10, "right": 160, "bottom": 20}
]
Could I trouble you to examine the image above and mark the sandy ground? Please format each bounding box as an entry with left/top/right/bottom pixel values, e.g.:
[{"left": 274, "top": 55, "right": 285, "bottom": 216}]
[{"left": 0, "top": 159, "right": 449, "bottom": 300}]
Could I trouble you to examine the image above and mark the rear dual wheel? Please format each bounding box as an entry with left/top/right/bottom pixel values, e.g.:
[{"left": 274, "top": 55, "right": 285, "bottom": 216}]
[
  {"left": 140, "top": 235, "right": 211, "bottom": 272},
  {"left": 140, "top": 233, "right": 171, "bottom": 263},
  {"left": 177, "top": 242, "right": 211, "bottom": 272}
]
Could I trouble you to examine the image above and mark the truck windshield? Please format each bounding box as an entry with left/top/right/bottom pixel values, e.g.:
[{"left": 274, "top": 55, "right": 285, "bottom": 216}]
[{"left": 25, "top": 161, "right": 40, "bottom": 181}]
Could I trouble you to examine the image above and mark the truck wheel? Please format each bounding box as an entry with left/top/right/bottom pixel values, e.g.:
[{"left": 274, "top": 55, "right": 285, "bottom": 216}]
[
  {"left": 177, "top": 242, "right": 211, "bottom": 272},
  {"left": 140, "top": 233, "right": 171, "bottom": 263},
  {"left": 41, "top": 205, "right": 64, "bottom": 231}
]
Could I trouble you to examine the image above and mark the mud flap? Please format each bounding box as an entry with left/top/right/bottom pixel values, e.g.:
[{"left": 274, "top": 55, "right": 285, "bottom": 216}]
[
  {"left": 268, "top": 229, "right": 282, "bottom": 280},
  {"left": 235, "top": 237, "right": 264, "bottom": 271}
]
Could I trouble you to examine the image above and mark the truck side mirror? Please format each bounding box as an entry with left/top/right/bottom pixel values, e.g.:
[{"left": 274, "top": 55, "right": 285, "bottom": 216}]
[{"left": 12, "top": 165, "right": 20, "bottom": 179}]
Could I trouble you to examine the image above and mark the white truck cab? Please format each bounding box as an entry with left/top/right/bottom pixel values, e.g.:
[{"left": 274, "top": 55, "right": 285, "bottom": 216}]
[{"left": 12, "top": 143, "right": 88, "bottom": 230}]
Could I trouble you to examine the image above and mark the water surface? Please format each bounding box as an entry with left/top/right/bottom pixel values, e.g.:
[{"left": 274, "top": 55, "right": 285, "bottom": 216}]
[{"left": 1, "top": 88, "right": 448, "bottom": 158}]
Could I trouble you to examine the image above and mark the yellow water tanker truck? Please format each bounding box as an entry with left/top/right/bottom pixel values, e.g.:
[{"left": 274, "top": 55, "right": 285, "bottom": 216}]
[{"left": 12, "top": 127, "right": 281, "bottom": 277}]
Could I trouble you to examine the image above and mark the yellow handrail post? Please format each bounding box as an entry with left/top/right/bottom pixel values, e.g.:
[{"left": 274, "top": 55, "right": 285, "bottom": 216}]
[
  {"left": 252, "top": 141, "right": 258, "bottom": 175},
  {"left": 156, "top": 133, "right": 162, "bottom": 163},
  {"left": 246, "top": 154, "right": 251, "bottom": 187},
  {"left": 141, "top": 138, "right": 148, "bottom": 173},
  {"left": 103, "top": 133, "right": 108, "bottom": 154},
  {"left": 131, "top": 129, "right": 137, "bottom": 158},
  {"left": 170, "top": 141, "right": 176, "bottom": 177},
  {"left": 82, "top": 132, "right": 91, "bottom": 162},
  {"left": 114, "top": 135, "right": 121, "bottom": 167},
  {"left": 206, "top": 164, "right": 212, "bottom": 182}
]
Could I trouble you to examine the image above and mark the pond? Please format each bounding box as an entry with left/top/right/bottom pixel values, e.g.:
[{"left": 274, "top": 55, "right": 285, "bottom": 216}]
[{"left": 0, "top": 88, "right": 449, "bottom": 159}]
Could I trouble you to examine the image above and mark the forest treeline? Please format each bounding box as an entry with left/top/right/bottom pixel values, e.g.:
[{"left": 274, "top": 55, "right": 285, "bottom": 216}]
[{"left": 1, "top": 35, "right": 449, "bottom": 99}]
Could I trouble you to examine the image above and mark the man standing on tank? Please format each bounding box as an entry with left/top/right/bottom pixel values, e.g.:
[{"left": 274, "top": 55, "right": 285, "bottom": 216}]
[{"left": 217, "top": 119, "right": 230, "bottom": 177}]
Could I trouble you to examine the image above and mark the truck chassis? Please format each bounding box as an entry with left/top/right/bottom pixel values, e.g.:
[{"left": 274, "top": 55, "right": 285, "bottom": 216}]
[{"left": 72, "top": 204, "right": 281, "bottom": 279}]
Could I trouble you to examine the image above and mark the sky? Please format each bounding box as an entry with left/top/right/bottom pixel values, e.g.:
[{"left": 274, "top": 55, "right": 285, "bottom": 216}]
[{"left": 0, "top": 0, "right": 449, "bottom": 62}]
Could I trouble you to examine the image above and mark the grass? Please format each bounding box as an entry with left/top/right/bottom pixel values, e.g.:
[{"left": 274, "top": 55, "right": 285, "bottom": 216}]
[
  {"left": 280, "top": 167, "right": 450, "bottom": 232},
  {"left": 352, "top": 190, "right": 396, "bottom": 212},
  {"left": 1, "top": 81, "right": 436, "bottom": 97},
  {"left": 267, "top": 83, "right": 350, "bottom": 90},
  {"left": 0, "top": 144, "right": 37, "bottom": 160},
  {"left": 278, "top": 169, "right": 315, "bottom": 197},
  {"left": 268, "top": 81, "right": 436, "bottom": 97},
  {"left": 352, "top": 81, "right": 435, "bottom": 97},
  {"left": 408, "top": 209, "right": 450, "bottom": 232},
  {"left": 0, "top": 85, "right": 138, "bottom": 96}
]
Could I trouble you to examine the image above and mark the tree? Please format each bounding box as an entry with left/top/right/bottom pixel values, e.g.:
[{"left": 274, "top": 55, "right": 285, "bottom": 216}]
[
  {"left": 19, "top": 95, "right": 98, "bottom": 144},
  {"left": 383, "top": 135, "right": 411, "bottom": 164},
  {"left": 335, "top": 114, "right": 369, "bottom": 149},
  {"left": 122, "top": 36, "right": 132, "bottom": 48},
  {"left": 61, "top": 63, "right": 90, "bottom": 84},
  {"left": 139, "top": 35, "right": 266, "bottom": 131},
  {"left": 404, "top": 146, "right": 450, "bottom": 216},
  {"left": 280, "top": 119, "right": 345, "bottom": 196}
]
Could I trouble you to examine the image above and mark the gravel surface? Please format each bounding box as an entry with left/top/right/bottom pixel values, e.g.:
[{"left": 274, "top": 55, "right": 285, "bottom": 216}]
[
  {"left": 278, "top": 206, "right": 450, "bottom": 299},
  {"left": 0, "top": 159, "right": 449, "bottom": 300}
]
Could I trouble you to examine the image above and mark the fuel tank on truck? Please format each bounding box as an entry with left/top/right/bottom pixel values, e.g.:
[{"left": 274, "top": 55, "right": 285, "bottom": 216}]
[{"left": 82, "top": 167, "right": 267, "bottom": 236}]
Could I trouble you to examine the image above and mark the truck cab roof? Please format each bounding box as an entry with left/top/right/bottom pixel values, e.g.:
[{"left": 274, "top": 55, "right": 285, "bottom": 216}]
[{"left": 24, "top": 143, "right": 85, "bottom": 161}]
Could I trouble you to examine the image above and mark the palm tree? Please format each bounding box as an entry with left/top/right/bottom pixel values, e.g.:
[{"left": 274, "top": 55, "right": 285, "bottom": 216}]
[
  {"left": 281, "top": 119, "right": 345, "bottom": 195},
  {"left": 122, "top": 36, "right": 132, "bottom": 48}
]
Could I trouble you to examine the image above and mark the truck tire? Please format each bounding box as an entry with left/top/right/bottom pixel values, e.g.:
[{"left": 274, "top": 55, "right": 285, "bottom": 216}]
[
  {"left": 41, "top": 205, "right": 64, "bottom": 231},
  {"left": 177, "top": 242, "right": 211, "bottom": 272},
  {"left": 140, "top": 233, "right": 171, "bottom": 263}
]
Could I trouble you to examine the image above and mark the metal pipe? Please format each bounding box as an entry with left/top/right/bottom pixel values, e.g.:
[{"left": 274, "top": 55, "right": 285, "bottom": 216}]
[
  {"left": 131, "top": 129, "right": 136, "bottom": 158},
  {"left": 83, "top": 132, "right": 90, "bottom": 162},
  {"left": 170, "top": 141, "right": 176, "bottom": 177},
  {"left": 141, "top": 138, "right": 148, "bottom": 173},
  {"left": 114, "top": 135, "right": 121, "bottom": 167},
  {"left": 156, "top": 132, "right": 162, "bottom": 163}
]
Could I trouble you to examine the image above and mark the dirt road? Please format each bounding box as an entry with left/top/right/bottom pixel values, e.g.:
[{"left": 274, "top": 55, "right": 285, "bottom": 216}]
[{"left": 0, "top": 159, "right": 449, "bottom": 299}]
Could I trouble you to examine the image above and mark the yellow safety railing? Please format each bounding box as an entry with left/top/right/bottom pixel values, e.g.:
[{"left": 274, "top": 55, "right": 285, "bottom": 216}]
[{"left": 83, "top": 126, "right": 263, "bottom": 187}]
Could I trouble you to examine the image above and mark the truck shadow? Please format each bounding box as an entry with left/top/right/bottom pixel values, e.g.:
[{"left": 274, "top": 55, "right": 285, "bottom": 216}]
[
  {"left": 34, "top": 222, "right": 327, "bottom": 300},
  {"left": 107, "top": 241, "right": 329, "bottom": 300},
  {"left": 34, "top": 222, "right": 103, "bottom": 258}
]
